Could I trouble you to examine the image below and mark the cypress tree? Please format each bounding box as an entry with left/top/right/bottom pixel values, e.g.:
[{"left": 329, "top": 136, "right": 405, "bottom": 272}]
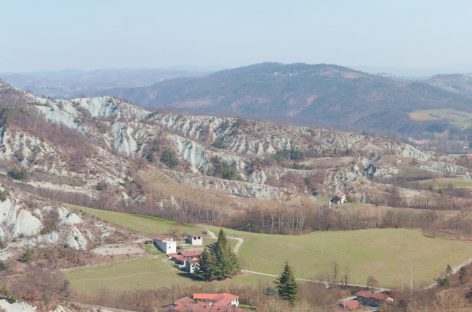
[
  {"left": 199, "top": 247, "right": 216, "bottom": 281},
  {"left": 276, "top": 261, "right": 298, "bottom": 304},
  {"left": 198, "top": 229, "right": 239, "bottom": 280}
]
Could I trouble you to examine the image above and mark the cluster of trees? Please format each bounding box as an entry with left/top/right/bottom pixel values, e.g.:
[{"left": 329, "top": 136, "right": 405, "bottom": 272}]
[
  {"left": 198, "top": 229, "right": 239, "bottom": 280},
  {"left": 7, "top": 167, "right": 27, "bottom": 180},
  {"left": 273, "top": 148, "right": 305, "bottom": 164},
  {"left": 206, "top": 156, "right": 238, "bottom": 180},
  {"left": 160, "top": 148, "right": 179, "bottom": 168}
]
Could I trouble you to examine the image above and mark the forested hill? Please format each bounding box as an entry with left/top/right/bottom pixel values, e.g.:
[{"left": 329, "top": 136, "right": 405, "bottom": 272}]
[{"left": 95, "top": 63, "right": 472, "bottom": 142}]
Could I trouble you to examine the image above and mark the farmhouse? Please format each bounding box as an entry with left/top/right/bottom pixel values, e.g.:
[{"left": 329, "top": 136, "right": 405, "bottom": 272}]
[
  {"left": 186, "top": 233, "right": 203, "bottom": 245},
  {"left": 330, "top": 191, "right": 346, "bottom": 205},
  {"left": 163, "top": 293, "right": 242, "bottom": 311},
  {"left": 338, "top": 299, "right": 361, "bottom": 311},
  {"left": 356, "top": 291, "right": 393, "bottom": 308},
  {"left": 185, "top": 258, "right": 200, "bottom": 273},
  {"left": 154, "top": 237, "right": 177, "bottom": 254},
  {"left": 168, "top": 249, "right": 204, "bottom": 273}
]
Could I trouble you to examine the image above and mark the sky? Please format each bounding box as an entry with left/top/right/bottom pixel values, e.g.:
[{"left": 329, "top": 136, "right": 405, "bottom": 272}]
[{"left": 2, "top": 0, "right": 472, "bottom": 74}]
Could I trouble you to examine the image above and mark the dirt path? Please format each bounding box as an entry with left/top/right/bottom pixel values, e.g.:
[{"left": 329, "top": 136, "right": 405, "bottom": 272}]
[
  {"left": 206, "top": 228, "right": 244, "bottom": 254},
  {"left": 241, "top": 269, "right": 389, "bottom": 290},
  {"left": 424, "top": 256, "right": 472, "bottom": 289}
]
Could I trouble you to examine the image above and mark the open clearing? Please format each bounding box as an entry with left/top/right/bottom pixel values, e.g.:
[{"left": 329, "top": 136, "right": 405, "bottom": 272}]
[
  {"left": 68, "top": 205, "right": 203, "bottom": 235},
  {"left": 66, "top": 206, "right": 472, "bottom": 291},
  {"left": 416, "top": 177, "right": 472, "bottom": 190},
  {"left": 65, "top": 255, "right": 274, "bottom": 295},
  {"left": 409, "top": 108, "right": 472, "bottom": 129}
]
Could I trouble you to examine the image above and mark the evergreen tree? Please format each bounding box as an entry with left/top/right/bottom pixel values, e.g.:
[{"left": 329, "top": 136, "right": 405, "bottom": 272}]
[
  {"left": 275, "top": 261, "right": 298, "bottom": 304},
  {"left": 198, "top": 229, "right": 239, "bottom": 280},
  {"left": 459, "top": 266, "right": 467, "bottom": 283},
  {"left": 198, "top": 247, "right": 216, "bottom": 281}
]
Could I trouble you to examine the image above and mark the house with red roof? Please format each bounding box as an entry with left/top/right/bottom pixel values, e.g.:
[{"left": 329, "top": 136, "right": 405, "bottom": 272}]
[
  {"left": 356, "top": 290, "right": 393, "bottom": 307},
  {"left": 168, "top": 249, "right": 204, "bottom": 273},
  {"left": 330, "top": 191, "right": 346, "bottom": 205},
  {"left": 163, "top": 293, "right": 243, "bottom": 311}
]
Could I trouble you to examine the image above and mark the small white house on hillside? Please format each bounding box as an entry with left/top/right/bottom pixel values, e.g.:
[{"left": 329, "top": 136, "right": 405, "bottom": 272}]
[
  {"left": 154, "top": 237, "right": 177, "bottom": 254},
  {"left": 186, "top": 233, "right": 203, "bottom": 246}
]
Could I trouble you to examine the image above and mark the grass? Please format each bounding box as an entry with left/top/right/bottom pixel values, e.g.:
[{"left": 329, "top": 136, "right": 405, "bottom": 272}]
[
  {"left": 409, "top": 108, "right": 472, "bottom": 129},
  {"left": 416, "top": 177, "right": 472, "bottom": 190},
  {"left": 66, "top": 205, "right": 472, "bottom": 292},
  {"left": 65, "top": 255, "right": 275, "bottom": 295},
  {"left": 68, "top": 204, "right": 203, "bottom": 235},
  {"left": 227, "top": 228, "right": 472, "bottom": 288}
]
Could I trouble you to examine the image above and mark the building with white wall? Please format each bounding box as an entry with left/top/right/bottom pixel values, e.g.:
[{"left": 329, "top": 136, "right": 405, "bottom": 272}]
[{"left": 154, "top": 237, "right": 177, "bottom": 254}]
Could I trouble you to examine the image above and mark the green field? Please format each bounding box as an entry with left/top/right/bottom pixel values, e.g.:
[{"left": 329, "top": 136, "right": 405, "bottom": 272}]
[
  {"left": 418, "top": 177, "right": 472, "bottom": 189},
  {"left": 65, "top": 206, "right": 472, "bottom": 291},
  {"left": 65, "top": 255, "right": 274, "bottom": 295},
  {"left": 68, "top": 205, "right": 203, "bottom": 235},
  {"left": 409, "top": 108, "right": 472, "bottom": 129},
  {"left": 231, "top": 228, "right": 472, "bottom": 288}
]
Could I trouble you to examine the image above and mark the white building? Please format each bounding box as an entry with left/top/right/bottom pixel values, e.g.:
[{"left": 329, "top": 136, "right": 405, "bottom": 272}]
[
  {"left": 185, "top": 259, "right": 200, "bottom": 273},
  {"left": 186, "top": 233, "right": 203, "bottom": 246},
  {"left": 154, "top": 237, "right": 177, "bottom": 254}
]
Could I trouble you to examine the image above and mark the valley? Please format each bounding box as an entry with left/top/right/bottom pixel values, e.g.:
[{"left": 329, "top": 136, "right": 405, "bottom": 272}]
[
  {"left": 65, "top": 205, "right": 472, "bottom": 291},
  {"left": 1, "top": 78, "right": 472, "bottom": 311}
]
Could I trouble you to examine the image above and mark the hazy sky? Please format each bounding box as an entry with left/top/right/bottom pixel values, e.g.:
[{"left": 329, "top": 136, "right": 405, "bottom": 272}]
[{"left": 2, "top": 0, "right": 472, "bottom": 74}]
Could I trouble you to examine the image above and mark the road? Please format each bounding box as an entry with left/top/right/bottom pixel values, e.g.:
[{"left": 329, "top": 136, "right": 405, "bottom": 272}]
[{"left": 206, "top": 228, "right": 244, "bottom": 254}]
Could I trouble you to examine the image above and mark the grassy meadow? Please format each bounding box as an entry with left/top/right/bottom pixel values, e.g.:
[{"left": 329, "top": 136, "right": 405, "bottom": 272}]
[{"left": 65, "top": 205, "right": 472, "bottom": 293}]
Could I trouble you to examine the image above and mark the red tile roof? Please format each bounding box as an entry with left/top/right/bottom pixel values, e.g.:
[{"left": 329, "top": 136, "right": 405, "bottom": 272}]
[
  {"left": 164, "top": 293, "right": 241, "bottom": 312},
  {"left": 357, "top": 290, "right": 390, "bottom": 301},
  {"left": 340, "top": 300, "right": 360, "bottom": 310},
  {"left": 181, "top": 249, "right": 204, "bottom": 258},
  {"left": 188, "top": 259, "right": 200, "bottom": 264}
]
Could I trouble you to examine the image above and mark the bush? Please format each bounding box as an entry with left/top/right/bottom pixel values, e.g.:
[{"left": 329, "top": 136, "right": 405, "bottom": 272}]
[
  {"left": 40, "top": 210, "right": 59, "bottom": 235},
  {"left": 18, "top": 249, "right": 35, "bottom": 263},
  {"left": 273, "top": 148, "right": 305, "bottom": 164},
  {"left": 7, "top": 167, "right": 27, "bottom": 180},
  {"left": 212, "top": 137, "right": 225, "bottom": 149},
  {"left": 0, "top": 239, "right": 6, "bottom": 249},
  {"left": 0, "top": 189, "right": 8, "bottom": 202},
  {"left": 0, "top": 285, "right": 16, "bottom": 304},
  {"left": 208, "top": 157, "right": 236, "bottom": 180},
  {"left": 160, "top": 148, "right": 178, "bottom": 168},
  {"left": 0, "top": 260, "right": 7, "bottom": 271}
]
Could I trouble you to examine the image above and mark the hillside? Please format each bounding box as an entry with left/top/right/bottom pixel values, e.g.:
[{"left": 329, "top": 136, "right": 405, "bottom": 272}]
[
  {"left": 425, "top": 74, "right": 472, "bottom": 97},
  {"left": 1, "top": 68, "right": 207, "bottom": 99},
  {"left": 94, "top": 63, "right": 472, "bottom": 145},
  {"left": 2, "top": 81, "right": 472, "bottom": 310},
  {"left": 0, "top": 81, "right": 471, "bottom": 230}
]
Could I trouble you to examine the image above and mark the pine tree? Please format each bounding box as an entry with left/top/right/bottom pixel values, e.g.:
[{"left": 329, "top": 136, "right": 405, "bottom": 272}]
[
  {"left": 198, "top": 247, "right": 216, "bottom": 281},
  {"left": 198, "top": 229, "right": 239, "bottom": 280},
  {"left": 275, "top": 261, "right": 298, "bottom": 304}
]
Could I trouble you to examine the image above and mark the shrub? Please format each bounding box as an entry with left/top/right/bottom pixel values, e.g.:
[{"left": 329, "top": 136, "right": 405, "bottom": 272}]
[
  {"left": 0, "top": 189, "right": 8, "bottom": 202},
  {"left": 95, "top": 181, "right": 108, "bottom": 191},
  {"left": 273, "top": 148, "right": 305, "bottom": 164},
  {"left": 212, "top": 137, "right": 225, "bottom": 149},
  {"left": 18, "top": 248, "right": 35, "bottom": 263},
  {"left": 0, "top": 285, "right": 16, "bottom": 303},
  {"left": 209, "top": 157, "right": 236, "bottom": 180},
  {"left": 0, "top": 260, "right": 7, "bottom": 271},
  {"left": 7, "top": 167, "right": 27, "bottom": 180},
  {"left": 40, "top": 210, "right": 59, "bottom": 235},
  {"left": 160, "top": 148, "right": 178, "bottom": 168}
]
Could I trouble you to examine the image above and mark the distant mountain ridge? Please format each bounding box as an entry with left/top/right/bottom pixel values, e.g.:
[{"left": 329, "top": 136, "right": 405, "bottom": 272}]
[
  {"left": 424, "top": 74, "right": 472, "bottom": 97},
  {"left": 94, "top": 63, "right": 472, "bottom": 141},
  {"left": 0, "top": 68, "right": 209, "bottom": 99}
]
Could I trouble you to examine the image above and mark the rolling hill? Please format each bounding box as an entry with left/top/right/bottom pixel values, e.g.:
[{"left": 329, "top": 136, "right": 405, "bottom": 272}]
[{"left": 95, "top": 63, "right": 472, "bottom": 143}]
